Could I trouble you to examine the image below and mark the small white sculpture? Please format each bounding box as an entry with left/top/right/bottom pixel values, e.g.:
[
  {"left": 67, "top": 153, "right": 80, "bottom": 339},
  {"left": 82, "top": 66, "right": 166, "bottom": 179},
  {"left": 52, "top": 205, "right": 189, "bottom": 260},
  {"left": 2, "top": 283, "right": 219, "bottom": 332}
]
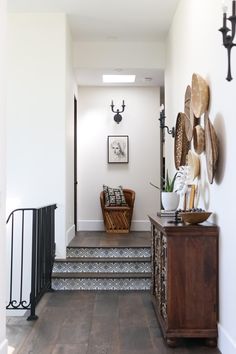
[{"left": 175, "top": 166, "right": 191, "bottom": 196}]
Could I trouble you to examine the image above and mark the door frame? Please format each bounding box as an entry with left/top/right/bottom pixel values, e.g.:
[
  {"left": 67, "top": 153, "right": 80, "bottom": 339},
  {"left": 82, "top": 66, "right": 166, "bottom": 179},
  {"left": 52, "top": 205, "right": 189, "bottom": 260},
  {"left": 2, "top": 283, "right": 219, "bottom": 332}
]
[{"left": 74, "top": 96, "right": 78, "bottom": 231}]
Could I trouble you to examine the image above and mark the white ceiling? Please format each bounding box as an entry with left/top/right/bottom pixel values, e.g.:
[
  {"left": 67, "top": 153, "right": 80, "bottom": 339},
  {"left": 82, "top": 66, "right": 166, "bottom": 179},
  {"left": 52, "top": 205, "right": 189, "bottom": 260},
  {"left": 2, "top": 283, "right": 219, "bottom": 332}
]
[{"left": 7, "top": 0, "right": 179, "bottom": 86}]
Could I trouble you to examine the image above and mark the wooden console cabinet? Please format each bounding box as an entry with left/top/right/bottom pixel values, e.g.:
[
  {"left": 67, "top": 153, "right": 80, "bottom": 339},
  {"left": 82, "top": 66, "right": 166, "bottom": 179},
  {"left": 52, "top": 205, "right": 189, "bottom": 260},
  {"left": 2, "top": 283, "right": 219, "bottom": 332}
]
[{"left": 149, "top": 215, "right": 218, "bottom": 347}]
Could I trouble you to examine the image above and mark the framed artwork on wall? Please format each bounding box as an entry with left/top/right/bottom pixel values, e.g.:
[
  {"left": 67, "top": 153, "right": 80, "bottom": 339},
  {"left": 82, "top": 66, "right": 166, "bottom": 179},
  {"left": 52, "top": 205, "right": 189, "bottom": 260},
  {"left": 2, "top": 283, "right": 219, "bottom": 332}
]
[{"left": 107, "top": 135, "right": 129, "bottom": 164}]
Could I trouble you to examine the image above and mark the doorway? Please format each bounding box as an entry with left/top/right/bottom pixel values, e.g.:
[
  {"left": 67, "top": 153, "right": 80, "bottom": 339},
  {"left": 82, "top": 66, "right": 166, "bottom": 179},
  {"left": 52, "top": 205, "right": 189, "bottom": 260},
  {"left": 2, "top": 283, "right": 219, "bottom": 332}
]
[{"left": 74, "top": 96, "right": 78, "bottom": 231}]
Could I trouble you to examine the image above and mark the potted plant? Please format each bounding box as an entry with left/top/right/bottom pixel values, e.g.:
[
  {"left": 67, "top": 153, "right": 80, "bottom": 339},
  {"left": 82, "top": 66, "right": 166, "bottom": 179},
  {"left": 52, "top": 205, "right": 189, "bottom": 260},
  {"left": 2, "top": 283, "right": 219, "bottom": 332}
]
[{"left": 150, "top": 170, "right": 180, "bottom": 210}]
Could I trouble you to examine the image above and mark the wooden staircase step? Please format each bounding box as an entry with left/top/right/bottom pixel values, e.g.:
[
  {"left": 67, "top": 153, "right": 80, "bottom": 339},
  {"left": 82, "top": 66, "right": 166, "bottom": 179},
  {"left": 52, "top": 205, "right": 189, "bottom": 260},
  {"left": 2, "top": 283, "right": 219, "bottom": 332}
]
[{"left": 52, "top": 243, "right": 152, "bottom": 291}]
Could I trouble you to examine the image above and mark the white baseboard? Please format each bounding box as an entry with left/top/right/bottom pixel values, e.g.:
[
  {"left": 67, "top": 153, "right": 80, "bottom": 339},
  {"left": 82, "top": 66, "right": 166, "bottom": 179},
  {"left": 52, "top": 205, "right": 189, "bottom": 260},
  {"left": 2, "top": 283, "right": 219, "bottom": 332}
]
[
  {"left": 0, "top": 339, "right": 8, "bottom": 354},
  {"left": 6, "top": 309, "right": 26, "bottom": 317},
  {"left": 218, "top": 323, "right": 236, "bottom": 354},
  {"left": 78, "top": 220, "right": 105, "bottom": 231},
  {"left": 77, "top": 220, "right": 150, "bottom": 232},
  {"left": 66, "top": 224, "right": 75, "bottom": 244},
  {"left": 131, "top": 220, "right": 151, "bottom": 231}
]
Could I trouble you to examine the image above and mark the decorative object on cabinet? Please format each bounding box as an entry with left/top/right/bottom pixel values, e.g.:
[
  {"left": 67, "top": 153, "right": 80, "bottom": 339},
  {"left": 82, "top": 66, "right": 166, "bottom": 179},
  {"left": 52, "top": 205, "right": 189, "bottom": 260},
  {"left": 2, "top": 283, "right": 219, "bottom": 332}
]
[
  {"left": 191, "top": 73, "right": 209, "bottom": 118},
  {"left": 179, "top": 211, "right": 212, "bottom": 224},
  {"left": 149, "top": 215, "right": 218, "bottom": 347},
  {"left": 107, "top": 135, "right": 129, "bottom": 164},
  {"left": 175, "top": 166, "right": 191, "bottom": 196},
  {"left": 110, "top": 100, "right": 125, "bottom": 124},
  {"left": 174, "top": 113, "right": 190, "bottom": 169},
  {"left": 100, "top": 188, "right": 135, "bottom": 233},
  {"left": 159, "top": 104, "right": 175, "bottom": 137},
  {"left": 187, "top": 150, "right": 200, "bottom": 181},
  {"left": 193, "top": 125, "right": 205, "bottom": 154},
  {"left": 204, "top": 113, "right": 219, "bottom": 184},
  {"left": 150, "top": 170, "right": 179, "bottom": 211},
  {"left": 184, "top": 184, "right": 196, "bottom": 209},
  {"left": 161, "top": 192, "right": 179, "bottom": 211},
  {"left": 219, "top": 0, "right": 236, "bottom": 81}
]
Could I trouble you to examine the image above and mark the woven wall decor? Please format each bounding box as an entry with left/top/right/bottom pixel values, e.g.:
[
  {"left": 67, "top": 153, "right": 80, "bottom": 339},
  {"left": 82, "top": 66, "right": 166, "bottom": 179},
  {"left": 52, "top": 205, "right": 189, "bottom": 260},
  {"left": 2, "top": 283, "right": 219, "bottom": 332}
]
[
  {"left": 174, "top": 112, "right": 190, "bottom": 169},
  {"left": 191, "top": 73, "right": 209, "bottom": 118},
  {"left": 204, "top": 113, "right": 219, "bottom": 184},
  {"left": 193, "top": 125, "right": 205, "bottom": 154}
]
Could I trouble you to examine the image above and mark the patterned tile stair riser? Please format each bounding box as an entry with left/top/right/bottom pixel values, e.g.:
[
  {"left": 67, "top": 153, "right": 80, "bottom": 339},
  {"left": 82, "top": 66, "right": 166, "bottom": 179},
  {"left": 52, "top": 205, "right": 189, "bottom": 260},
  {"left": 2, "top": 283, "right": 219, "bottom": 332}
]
[
  {"left": 66, "top": 247, "right": 151, "bottom": 258},
  {"left": 53, "top": 261, "right": 151, "bottom": 273},
  {"left": 52, "top": 277, "right": 151, "bottom": 291},
  {"left": 52, "top": 246, "right": 152, "bottom": 291}
]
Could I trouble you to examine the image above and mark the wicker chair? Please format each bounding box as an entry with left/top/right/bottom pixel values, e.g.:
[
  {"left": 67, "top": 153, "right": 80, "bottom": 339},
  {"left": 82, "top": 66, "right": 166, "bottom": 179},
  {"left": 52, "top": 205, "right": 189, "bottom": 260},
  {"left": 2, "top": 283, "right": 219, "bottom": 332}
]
[{"left": 100, "top": 189, "right": 135, "bottom": 233}]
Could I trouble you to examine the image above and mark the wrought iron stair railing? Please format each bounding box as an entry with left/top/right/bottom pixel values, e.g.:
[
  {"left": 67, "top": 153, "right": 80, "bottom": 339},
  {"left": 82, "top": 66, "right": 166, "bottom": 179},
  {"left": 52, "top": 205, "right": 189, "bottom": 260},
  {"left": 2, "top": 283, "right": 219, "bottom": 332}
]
[{"left": 6, "top": 204, "right": 57, "bottom": 320}]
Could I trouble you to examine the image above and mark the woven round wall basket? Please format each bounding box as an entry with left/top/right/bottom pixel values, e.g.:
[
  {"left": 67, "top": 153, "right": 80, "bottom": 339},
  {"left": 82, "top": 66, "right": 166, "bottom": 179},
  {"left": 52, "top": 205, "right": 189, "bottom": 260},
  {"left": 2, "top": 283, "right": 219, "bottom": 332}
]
[
  {"left": 184, "top": 114, "right": 193, "bottom": 142},
  {"left": 187, "top": 150, "right": 200, "bottom": 181},
  {"left": 204, "top": 112, "right": 219, "bottom": 184},
  {"left": 193, "top": 125, "right": 205, "bottom": 154},
  {"left": 184, "top": 85, "right": 191, "bottom": 119},
  {"left": 174, "top": 112, "right": 190, "bottom": 169},
  {"left": 191, "top": 73, "right": 209, "bottom": 118}
]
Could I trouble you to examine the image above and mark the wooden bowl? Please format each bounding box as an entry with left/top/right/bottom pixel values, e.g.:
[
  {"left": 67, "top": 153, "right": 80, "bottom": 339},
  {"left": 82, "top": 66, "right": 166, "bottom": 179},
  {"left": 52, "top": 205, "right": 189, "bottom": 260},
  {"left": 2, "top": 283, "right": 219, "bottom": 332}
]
[{"left": 179, "top": 211, "right": 212, "bottom": 224}]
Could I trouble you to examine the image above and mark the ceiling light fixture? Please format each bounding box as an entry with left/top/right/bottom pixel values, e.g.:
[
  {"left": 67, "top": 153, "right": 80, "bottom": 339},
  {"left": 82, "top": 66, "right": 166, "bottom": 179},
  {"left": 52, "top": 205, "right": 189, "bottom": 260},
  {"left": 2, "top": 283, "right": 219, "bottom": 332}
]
[{"left": 103, "top": 75, "right": 136, "bottom": 83}]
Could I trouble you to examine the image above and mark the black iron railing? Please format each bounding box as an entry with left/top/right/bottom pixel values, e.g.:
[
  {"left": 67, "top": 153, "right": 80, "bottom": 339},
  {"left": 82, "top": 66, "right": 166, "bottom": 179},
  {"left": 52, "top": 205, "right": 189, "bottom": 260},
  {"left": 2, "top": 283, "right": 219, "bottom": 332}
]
[{"left": 6, "top": 204, "right": 57, "bottom": 320}]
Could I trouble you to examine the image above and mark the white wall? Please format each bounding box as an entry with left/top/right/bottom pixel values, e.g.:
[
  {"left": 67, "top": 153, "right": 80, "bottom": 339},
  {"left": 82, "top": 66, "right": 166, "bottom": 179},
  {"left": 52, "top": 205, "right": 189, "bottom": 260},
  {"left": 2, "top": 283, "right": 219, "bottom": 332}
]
[
  {"left": 73, "top": 41, "right": 165, "bottom": 69},
  {"left": 0, "top": 0, "right": 7, "bottom": 352},
  {"left": 165, "top": 1, "right": 236, "bottom": 353},
  {"left": 65, "top": 21, "right": 76, "bottom": 244},
  {"left": 7, "top": 13, "right": 75, "bottom": 258},
  {"left": 77, "top": 86, "right": 160, "bottom": 231}
]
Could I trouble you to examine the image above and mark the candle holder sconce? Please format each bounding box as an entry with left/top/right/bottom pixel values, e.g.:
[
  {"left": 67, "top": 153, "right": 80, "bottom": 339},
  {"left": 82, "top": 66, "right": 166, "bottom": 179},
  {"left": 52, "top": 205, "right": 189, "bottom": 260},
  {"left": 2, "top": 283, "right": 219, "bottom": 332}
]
[
  {"left": 159, "top": 104, "right": 175, "bottom": 138},
  {"left": 110, "top": 100, "right": 125, "bottom": 124},
  {"left": 219, "top": 0, "right": 236, "bottom": 81}
]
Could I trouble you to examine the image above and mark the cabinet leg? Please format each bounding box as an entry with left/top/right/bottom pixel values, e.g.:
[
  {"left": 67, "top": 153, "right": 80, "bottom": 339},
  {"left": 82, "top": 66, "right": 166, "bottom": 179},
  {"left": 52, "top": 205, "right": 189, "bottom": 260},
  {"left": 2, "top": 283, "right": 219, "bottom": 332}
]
[
  {"left": 205, "top": 338, "right": 217, "bottom": 347},
  {"left": 166, "top": 338, "right": 179, "bottom": 347}
]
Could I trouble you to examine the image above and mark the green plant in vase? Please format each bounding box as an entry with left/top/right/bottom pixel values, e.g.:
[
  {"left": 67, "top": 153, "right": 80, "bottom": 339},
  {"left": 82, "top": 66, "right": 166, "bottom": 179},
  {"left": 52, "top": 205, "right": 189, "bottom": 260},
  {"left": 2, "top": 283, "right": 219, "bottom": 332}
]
[{"left": 150, "top": 170, "right": 179, "bottom": 210}]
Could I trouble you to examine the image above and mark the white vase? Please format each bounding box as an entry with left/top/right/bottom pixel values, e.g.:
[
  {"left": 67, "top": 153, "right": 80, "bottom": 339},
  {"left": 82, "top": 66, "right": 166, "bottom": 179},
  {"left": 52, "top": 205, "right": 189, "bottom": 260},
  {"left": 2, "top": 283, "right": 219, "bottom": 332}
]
[{"left": 161, "top": 192, "right": 180, "bottom": 211}]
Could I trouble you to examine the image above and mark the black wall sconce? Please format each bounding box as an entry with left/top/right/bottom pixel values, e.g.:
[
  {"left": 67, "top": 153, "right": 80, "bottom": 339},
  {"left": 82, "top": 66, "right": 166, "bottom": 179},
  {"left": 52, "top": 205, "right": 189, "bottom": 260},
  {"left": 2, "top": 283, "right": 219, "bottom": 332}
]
[
  {"left": 110, "top": 100, "right": 125, "bottom": 124},
  {"left": 159, "top": 104, "right": 175, "bottom": 138},
  {"left": 219, "top": 1, "right": 236, "bottom": 81}
]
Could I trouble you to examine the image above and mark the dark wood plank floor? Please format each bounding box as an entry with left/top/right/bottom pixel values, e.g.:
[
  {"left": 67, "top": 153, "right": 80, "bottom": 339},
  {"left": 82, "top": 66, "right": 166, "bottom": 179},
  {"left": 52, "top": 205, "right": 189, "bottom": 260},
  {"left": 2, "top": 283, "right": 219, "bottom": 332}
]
[
  {"left": 69, "top": 231, "right": 151, "bottom": 248},
  {"left": 7, "top": 291, "right": 221, "bottom": 354}
]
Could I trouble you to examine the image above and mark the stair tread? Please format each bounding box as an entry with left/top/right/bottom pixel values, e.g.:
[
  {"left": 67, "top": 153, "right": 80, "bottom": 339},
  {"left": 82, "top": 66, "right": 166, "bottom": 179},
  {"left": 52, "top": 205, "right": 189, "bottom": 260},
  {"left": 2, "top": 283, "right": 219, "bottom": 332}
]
[
  {"left": 55, "top": 257, "right": 151, "bottom": 262},
  {"left": 52, "top": 272, "right": 151, "bottom": 279}
]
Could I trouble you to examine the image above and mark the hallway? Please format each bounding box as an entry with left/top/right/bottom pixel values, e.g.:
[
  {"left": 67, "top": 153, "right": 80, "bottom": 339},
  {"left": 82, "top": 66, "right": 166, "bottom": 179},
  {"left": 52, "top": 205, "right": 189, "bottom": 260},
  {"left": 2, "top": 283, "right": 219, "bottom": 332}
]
[{"left": 7, "top": 291, "right": 221, "bottom": 354}]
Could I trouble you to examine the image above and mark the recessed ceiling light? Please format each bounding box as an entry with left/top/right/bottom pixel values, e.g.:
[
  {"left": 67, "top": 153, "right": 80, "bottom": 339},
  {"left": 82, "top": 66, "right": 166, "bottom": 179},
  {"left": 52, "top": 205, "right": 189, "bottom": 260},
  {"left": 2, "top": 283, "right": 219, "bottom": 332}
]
[
  {"left": 145, "top": 77, "right": 152, "bottom": 81},
  {"left": 103, "top": 75, "right": 136, "bottom": 83}
]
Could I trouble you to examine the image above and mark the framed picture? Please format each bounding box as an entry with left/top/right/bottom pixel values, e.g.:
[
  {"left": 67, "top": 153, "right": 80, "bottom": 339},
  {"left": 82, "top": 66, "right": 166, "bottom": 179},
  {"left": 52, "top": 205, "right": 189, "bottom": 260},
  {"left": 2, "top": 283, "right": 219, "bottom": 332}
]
[
  {"left": 184, "top": 184, "right": 196, "bottom": 210},
  {"left": 107, "top": 135, "right": 129, "bottom": 164}
]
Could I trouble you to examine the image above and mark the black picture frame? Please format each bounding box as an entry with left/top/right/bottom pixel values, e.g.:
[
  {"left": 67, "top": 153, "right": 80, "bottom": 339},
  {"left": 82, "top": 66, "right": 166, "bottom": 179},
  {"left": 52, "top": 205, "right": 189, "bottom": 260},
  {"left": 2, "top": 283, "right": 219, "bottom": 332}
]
[{"left": 107, "top": 135, "right": 129, "bottom": 164}]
